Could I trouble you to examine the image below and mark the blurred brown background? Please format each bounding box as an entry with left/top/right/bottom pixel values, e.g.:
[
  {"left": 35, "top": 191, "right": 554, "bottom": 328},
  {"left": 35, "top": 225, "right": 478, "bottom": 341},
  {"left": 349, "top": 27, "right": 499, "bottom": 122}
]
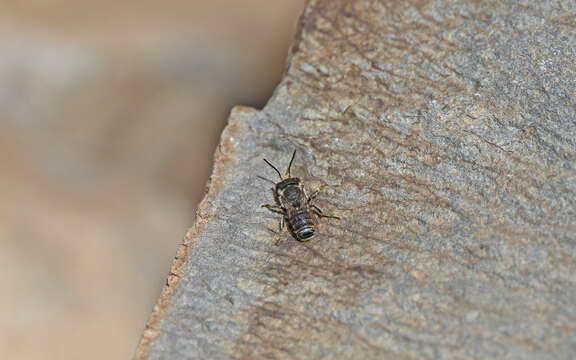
[{"left": 0, "top": 1, "right": 305, "bottom": 359}]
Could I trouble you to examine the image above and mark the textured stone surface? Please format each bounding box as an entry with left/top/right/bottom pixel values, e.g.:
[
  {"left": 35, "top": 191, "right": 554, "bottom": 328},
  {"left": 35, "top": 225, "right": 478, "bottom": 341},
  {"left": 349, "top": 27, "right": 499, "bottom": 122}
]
[{"left": 137, "top": 0, "right": 576, "bottom": 358}]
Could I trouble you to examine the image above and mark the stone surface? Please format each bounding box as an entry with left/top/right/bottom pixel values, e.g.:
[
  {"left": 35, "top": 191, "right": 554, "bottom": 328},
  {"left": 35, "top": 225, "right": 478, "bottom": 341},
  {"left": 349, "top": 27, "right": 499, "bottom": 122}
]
[{"left": 137, "top": 0, "right": 576, "bottom": 358}]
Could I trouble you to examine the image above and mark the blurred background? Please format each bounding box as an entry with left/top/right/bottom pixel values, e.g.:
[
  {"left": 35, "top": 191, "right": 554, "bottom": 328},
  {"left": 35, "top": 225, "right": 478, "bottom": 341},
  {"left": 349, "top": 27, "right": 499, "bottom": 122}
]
[{"left": 0, "top": 1, "right": 305, "bottom": 359}]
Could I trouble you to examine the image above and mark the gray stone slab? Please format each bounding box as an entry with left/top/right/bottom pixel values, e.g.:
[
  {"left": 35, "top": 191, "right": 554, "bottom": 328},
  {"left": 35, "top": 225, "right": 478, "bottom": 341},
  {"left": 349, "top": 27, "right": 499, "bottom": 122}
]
[{"left": 136, "top": 0, "right": 576, "bottom": 359}]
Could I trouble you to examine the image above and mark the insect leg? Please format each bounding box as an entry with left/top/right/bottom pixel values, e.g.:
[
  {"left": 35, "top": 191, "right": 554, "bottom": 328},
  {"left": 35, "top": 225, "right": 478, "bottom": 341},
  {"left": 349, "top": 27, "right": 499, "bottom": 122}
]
[
  {"left": 311, "top": 204, "right": 340, "bottom": 219},
  {"left": 307, "top": 190, "right": 319, "bottom": 202},
  {"left": 261, "top": 204, "right": 285, "bottom": 214},
  {"left": 262, "top": 205, "right": 287, "bottom": 244},
  {"left": 275, "top": 217, "right": 285, "bottom": 246}
]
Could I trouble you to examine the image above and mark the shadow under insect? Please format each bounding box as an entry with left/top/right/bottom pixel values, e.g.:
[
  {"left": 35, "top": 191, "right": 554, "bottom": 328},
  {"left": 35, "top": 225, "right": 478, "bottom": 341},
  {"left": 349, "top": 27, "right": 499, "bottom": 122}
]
[{"left": 260, "top": 150, "right": 340, "bottom": 244}]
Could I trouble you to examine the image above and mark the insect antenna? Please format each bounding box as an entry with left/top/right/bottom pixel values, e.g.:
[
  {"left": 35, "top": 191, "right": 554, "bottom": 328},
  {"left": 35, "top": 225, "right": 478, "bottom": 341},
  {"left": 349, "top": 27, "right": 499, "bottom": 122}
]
[
  {"left": 257, "top": 175, "right": 277, "bottom": 185},
  {"left": 263, "top": 159, "right": 282, "bottom": 179},
  {"left": 286, "top": 150, "right": 297, "bottom": 177}
]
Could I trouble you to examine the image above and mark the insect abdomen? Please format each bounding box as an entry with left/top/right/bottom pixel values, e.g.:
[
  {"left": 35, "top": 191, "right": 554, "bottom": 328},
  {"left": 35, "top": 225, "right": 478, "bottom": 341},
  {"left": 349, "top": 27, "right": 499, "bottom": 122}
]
[{"left": 289, "top": 209, "right": 315, "bottom": 240}]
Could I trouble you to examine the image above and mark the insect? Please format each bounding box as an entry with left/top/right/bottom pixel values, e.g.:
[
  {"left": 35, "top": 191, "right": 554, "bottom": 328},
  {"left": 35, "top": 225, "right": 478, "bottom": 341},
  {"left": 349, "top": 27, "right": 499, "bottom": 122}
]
[{"left": 261, "top": 150, "right": 340, "bottom": 245}]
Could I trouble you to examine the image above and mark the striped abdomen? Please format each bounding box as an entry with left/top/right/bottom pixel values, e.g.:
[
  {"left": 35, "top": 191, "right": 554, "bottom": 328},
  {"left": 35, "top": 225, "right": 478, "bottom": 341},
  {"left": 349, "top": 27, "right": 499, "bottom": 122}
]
[{"left": 288, "top": 209, "right": 315, "bottom": 241}]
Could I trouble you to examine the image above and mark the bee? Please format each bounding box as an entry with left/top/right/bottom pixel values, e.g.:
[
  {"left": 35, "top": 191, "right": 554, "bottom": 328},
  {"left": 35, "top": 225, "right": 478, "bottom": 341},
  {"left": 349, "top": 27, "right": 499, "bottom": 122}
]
[{"left": 261, "top": 150, "right": 340, "bottom": 244}]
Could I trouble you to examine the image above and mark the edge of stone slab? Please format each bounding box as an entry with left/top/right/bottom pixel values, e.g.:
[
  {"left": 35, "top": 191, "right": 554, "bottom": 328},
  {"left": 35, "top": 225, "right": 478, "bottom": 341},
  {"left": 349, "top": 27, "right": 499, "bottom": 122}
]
[
  {"left": 133, "top": 105, "right": 259, "bottom": 360},
  {"left": 282, "top": 0, "right": 309, "bottom": 75}
]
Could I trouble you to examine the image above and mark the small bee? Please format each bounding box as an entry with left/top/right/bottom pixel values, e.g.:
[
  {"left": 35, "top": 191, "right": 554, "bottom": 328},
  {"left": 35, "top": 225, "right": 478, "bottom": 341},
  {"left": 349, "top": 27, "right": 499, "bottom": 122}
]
[{"left": 261, "top": 150, "right": 340, "bottom": 244}]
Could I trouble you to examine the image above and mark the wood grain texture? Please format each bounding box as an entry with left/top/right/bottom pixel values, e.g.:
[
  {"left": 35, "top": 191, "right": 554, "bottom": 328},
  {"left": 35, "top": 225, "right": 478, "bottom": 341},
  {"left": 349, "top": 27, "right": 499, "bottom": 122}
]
[{"left": 136, "top": 0, "right": 576, "bottom": 358}]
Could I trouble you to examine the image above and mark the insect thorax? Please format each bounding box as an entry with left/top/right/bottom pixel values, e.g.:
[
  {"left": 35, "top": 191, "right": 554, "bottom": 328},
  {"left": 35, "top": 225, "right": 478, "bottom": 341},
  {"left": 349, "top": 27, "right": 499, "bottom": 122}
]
[{"left": 276, "top": 178, "right": 305, "bottom": 208}]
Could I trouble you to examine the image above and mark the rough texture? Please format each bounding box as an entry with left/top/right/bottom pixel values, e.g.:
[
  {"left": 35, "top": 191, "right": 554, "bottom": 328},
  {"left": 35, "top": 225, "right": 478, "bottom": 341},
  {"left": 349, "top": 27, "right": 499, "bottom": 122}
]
[{"left": 136, "top": 0, "right": 576, "bottom": 359}]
